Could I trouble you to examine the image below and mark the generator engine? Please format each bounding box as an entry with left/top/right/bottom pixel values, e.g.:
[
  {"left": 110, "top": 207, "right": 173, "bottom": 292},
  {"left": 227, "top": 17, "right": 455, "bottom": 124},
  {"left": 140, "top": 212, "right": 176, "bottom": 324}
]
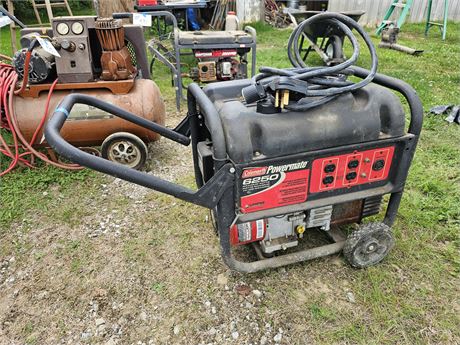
[
  {"left": 191, "top": 49, "right": 248, "bottom": 83},
  {"left": 199, "top": 78, "right": 405, "bottom": 259},
  {"left": 230, "top": 207, "right": 335, "bottom": 254}
]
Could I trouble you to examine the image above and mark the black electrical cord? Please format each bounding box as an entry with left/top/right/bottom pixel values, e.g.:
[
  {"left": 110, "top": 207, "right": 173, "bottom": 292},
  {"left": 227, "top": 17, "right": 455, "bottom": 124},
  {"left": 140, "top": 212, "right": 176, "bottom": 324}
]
[
  {"left": 242, "top": 12, "right": 378, "bottom": 112},
  {"left": 0, "top": 6, "right": 26, "bottom": 28}
]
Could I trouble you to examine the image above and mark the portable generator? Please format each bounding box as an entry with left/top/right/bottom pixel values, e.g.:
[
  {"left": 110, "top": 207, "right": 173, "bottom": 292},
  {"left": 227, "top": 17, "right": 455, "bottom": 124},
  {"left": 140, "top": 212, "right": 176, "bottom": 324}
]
[
  {"left": 139, "top": 10, "right": 256, "bottom": 110},
  {"left": 191, "top": 46, "right": 249, "bottom": 83},
  {"left": 3, "top": 15, "right": 165, "bottom": 171},
  {"left": 45, "top": 13, "right": 422, "bottom": 272}
]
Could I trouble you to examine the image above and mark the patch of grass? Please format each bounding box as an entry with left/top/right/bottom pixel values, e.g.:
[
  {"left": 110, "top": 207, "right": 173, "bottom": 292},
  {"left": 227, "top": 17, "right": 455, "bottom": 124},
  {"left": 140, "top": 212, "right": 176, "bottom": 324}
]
[
  {"left": 25, "top": 336, "right": 38, "bottom": 345},
  {"left": 53, "top": 238, "right": 95, "bottom": 275},
  {"left": 22, "top": 321, "right": 38, "bottom": 345},
  {"left": 54, "top": 202, "right": 92, "bottom": 228},
  {"left": 330, "top": 323, "right": 370, "bottom": 345},
  {"left": 123, "top": 238, "right": 148, "bottom": 262},
  {"left": 0, "top": 166, "right": 96, "bottom": 230},
  {"left": 23, "top": 321, "right": 34, "bottom": 335},
  {"left": 33, "top": 250, "right": 45, "bottom": 261},
  {"left": 150, "top": 282, "right": 165, "bottom": 294},
  {"left": 309, "top": 303, "right": 336, "bottom": 322}
]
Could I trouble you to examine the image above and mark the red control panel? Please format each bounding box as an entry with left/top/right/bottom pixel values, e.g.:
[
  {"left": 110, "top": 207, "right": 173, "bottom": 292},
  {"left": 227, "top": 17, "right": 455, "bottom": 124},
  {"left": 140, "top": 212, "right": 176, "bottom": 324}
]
[{"left": 309, "top": 146, "right": 395, "bottom": 193}]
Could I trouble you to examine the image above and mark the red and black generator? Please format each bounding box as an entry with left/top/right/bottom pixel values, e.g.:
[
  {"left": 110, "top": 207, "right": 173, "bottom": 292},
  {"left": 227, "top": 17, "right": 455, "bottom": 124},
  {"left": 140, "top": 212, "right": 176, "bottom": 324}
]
[{"left": 45, "top": 13, "right": 422, "bottom": 272}]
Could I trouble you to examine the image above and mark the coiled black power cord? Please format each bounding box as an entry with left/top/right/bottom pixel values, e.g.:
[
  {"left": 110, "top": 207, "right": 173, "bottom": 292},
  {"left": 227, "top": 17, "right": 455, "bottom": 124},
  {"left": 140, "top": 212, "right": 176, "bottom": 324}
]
[{"left": 242, "top": 12, "right": 378, "bottom": 111}]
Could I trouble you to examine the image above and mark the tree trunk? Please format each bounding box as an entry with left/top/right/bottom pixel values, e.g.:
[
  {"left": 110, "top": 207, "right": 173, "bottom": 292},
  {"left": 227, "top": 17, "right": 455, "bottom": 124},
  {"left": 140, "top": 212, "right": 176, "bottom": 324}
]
[{"left": 97, "top": 0, "right": 134, "bottom": 18}]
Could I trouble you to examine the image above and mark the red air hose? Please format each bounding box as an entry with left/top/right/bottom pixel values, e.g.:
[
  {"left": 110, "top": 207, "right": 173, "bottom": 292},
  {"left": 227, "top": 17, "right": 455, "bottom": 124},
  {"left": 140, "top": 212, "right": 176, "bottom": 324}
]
[
  {"left": 14, "top": 51, "right": 31, "bottom": 95},
  {"left": 0, "top": 61, "right": 82, "bottom": 176}
]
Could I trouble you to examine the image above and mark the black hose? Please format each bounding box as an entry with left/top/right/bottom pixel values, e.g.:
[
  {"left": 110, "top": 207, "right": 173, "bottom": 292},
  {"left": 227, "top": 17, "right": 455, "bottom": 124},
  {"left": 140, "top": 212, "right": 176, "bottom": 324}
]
[
  {"left": 242, "top": 12, "right": 378, "bottom": 112},
  {"left": 0, "top": 6, "right": 26, "bottom": 28}
]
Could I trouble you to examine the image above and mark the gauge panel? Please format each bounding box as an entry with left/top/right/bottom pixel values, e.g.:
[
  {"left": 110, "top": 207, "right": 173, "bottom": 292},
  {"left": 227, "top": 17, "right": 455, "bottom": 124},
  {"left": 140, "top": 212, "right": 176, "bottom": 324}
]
[
  {"left": 71, "top": 22, "right": 84, "bottom": 35},
  {"left": 56, "top": 22, "right": 69, "bottom": 35}
]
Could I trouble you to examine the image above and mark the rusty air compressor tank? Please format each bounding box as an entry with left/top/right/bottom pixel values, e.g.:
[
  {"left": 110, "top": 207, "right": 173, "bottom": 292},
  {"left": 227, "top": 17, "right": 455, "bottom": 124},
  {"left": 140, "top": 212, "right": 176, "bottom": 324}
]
[
  {"left": 14, "top": 79, "right": 165, "bottom": 147},
  {"left": 14, "top": 79, "right": 165, "bottom": 169}
]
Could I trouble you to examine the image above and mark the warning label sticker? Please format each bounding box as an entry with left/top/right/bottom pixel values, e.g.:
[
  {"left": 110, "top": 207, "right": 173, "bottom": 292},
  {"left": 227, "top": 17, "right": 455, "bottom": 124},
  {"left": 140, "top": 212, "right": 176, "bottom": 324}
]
[{"left": 239, "top": 161, "right": 310, "bottom": 213}]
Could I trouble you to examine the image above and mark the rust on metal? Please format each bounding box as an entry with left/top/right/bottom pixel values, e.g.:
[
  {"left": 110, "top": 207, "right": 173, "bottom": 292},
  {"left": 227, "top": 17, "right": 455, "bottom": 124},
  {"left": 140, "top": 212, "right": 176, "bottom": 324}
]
[
  {"left": 19, "top": 79, "right": 135, "bottom": 98},
  {"left": 95, "top": 17, "right": 136, "bottom": 81},
  {"left": 14, "top": 79, "right": 165, "bottom": 147},
  {"left": 330, "top": 200, "right": 363, "bottom": 226}
]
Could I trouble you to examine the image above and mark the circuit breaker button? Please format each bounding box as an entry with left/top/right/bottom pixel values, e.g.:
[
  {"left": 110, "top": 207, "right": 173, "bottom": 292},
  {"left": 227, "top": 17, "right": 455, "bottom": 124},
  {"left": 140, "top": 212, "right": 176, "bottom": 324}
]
[
  {"left": 348, "top": 159, "right": 359, "bottom": 169},
  {"left": 322, "top": 176, "right": 334, "bottom": 185},
  {"left": 346, "top": 172, "right": 357, "bottom": 180},
  {"left": 324, "top": 164, "right": 336, "bottom": 173},
  {"left": 372, "top": 159, "right": 385, "bottom": 171}
]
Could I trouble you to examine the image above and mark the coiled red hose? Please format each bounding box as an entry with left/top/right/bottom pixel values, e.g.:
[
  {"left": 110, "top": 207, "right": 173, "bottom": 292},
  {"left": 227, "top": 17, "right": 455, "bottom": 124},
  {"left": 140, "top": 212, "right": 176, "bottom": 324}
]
[{"left": 0, "top": 61, "right": 82, "bottom": 176}]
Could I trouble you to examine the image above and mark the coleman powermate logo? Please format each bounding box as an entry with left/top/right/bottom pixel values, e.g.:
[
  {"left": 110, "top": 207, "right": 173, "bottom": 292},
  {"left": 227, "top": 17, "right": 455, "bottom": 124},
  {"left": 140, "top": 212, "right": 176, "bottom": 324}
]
[
  {"left": 240, "top": 160, "right": 310, "bottom": 213},
  {"left": 242, "top": 161, "right": 309, "bottom": 178},
  {"left": 266, "top": 161, "right": 308, "bottom": 173},
  {"left": 242, "top": 167, "right": 268, "bottom": 178}
]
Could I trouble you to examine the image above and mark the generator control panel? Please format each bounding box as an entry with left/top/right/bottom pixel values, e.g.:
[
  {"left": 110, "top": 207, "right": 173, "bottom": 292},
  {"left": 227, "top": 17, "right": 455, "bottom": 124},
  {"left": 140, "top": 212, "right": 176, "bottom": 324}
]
[
  {"left": 52, "top": 16, "right": 96, "bottom": 83},
  {"left": 309, "top": 146, "right": 395, "bottom": 193},
  {"left": 237, "top": 145, "right": 396, "bottom": 214}
]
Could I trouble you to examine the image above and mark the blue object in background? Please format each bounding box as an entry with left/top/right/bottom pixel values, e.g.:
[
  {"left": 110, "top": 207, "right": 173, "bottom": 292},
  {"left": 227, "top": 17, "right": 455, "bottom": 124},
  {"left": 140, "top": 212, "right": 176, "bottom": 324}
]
[{"left": 187, "top": 8, "right": 200, "bottom": 31}]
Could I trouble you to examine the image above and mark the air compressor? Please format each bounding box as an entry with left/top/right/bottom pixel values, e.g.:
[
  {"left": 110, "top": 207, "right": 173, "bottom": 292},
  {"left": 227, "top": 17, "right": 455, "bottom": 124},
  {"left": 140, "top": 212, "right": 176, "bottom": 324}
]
[
  {"left": 45, "top": 13, "right": 422, "bottom": 272},
  {"left": 1, "top": 15, "right": 165, "bottom": 173}
]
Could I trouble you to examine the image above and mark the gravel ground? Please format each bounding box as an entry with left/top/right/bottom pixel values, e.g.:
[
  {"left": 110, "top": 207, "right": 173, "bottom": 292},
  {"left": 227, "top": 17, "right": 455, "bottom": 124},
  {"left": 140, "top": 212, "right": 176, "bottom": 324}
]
[
  {"left": 1, "top": 98, "right": 459, "bottom": 345},
  {"left": 0, "top": 107, "right": 357, "bottom": 345}
]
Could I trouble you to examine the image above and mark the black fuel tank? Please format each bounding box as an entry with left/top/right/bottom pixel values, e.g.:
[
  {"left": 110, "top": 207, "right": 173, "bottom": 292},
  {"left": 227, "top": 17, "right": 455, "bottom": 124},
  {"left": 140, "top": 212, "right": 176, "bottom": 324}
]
[{"left": 203, "top": 80, "right": 406, "bottom": 164}]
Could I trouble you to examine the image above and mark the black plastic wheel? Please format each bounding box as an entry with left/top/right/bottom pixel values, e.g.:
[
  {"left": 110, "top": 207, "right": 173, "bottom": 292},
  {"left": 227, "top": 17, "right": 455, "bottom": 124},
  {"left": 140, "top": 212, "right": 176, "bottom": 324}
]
[
  {"left": 324, "top": 35, "right": 343, "bottom": 62},
  {"left": 260, "top": 250, "right": 275, "bottom": 259},
  {"left": 101, "top": 132, "right": 148, "bottom": 170},
  {"left": 343, "top": 222, "right": 395, "bottom": 268}
]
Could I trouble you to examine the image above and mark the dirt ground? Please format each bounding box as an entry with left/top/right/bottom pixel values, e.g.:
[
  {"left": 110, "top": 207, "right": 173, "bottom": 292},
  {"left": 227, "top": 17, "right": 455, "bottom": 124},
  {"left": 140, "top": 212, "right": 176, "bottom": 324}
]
[{"left": 1, "top": 108, "right": 458, "bottom": 345}]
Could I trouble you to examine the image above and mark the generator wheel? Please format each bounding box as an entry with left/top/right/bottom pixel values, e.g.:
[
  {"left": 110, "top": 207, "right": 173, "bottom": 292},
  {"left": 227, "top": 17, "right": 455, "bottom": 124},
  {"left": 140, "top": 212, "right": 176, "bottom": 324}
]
[
  {"left": 101, "top": 132, "right": 148, "bottom": 170},
  {"left": 324, "top": 35, "right": 343, "bottom": 62},
  {"left": 343, "top": 222, "right": 395, "bottom": 268}
]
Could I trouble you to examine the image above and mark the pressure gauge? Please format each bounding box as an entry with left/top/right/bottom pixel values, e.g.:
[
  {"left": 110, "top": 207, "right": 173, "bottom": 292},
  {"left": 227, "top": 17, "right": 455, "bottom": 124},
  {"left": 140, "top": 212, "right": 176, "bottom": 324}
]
[
  {"left": 71, "top": 22, "right": 84, "bottom": 35},
  {"left": 56, "top": 22, "right": 69, "bottom": 35}
]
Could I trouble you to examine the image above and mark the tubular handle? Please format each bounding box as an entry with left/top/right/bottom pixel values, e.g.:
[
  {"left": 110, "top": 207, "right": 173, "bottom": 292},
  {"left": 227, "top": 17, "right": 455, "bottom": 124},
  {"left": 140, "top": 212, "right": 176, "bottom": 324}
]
[
  {"left": 44, "top": 93, "right": 234, "bottom": 209},
  {"left": 187, "top": 83, "right": 227, "bottom": 163},
  {"left": 244, "top": 25, "right": 257, "bottom": 44},
  {"left": 113, "top": 11, "right": 179, "bottom": 29},
  {"left": 57, "top": 94, "right": 190, "bottom": 145},
  {"left": 352, "top": 66, "right": 423, "bottom": 136}
]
